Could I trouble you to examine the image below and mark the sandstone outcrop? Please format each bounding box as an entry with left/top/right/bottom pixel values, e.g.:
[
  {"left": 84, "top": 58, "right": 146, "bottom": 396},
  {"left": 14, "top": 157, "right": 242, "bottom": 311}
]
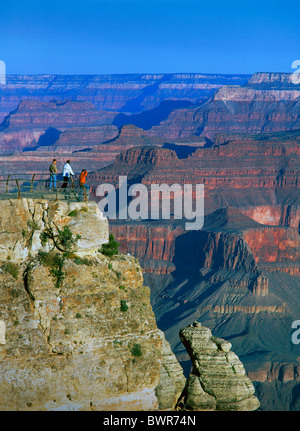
[
  {"left": 0, "top": 198, "right": 109, "bottom": 262},
  {"left": 178, "top": 322, "right": 260, "bottom": 411},
  {"left": 0, "top": 252, "right": 163, "bottom": 410},
  {"left": 0, "top": 197, "right": 188, "bottom": 411},
  {"left": 155, "top": 333, "right": 186, "bottom": 410}
]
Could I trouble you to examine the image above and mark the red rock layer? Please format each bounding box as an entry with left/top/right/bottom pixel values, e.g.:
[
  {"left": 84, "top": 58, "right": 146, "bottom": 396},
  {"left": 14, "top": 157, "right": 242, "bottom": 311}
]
[
  {"left": 247, "top": 362, "right": 300, "bottom": 383},
  {"left": 244, "top": 227, "right": 300, "bottom": 265},
  {"left": 110, "top": 222, "right": 185, "bottom": 275},
  {"left": 0, "top": 100, "right": 118, "bottom": 152},
  {"left": 89, "top": 137, "right": 299, "bottom": 215},
  {"left": 147, "top": 73, "right": 300, "bottom": 140}
]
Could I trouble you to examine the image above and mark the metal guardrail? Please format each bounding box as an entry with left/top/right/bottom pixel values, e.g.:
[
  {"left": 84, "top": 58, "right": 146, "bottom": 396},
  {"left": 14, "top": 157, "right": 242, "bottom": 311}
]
[{"left": 0, "top": 174, "right": 89, "bottom": 202}]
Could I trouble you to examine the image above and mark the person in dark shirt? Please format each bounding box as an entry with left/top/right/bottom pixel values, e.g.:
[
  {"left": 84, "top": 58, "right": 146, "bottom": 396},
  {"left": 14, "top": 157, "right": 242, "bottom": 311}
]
[{"left": 49, "top": 159, "right": 58, "bottom": 190}]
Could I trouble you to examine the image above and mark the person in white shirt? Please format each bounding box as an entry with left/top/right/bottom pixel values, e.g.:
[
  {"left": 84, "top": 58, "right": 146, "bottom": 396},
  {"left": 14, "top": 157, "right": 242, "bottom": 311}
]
[{"left": 61, "top": 160, "right": 74, "bottom": 189}]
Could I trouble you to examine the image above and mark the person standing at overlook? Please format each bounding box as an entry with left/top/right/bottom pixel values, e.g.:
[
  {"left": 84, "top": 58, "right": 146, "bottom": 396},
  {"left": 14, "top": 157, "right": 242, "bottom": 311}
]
[
  {"left": 61, "top": 160, "right": 74, "bottom": 189},
  {"left": 79, "top": 169, "right": 89, "bottom": 200},
  {"left": 49, "top": 159, "right": 58, "bottom": 191}
]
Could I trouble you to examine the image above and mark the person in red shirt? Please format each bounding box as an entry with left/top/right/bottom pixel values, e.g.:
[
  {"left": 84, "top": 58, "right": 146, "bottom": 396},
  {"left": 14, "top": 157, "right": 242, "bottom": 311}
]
[{"left": 79, "top": 169, "right": 89, "bottom": 200}]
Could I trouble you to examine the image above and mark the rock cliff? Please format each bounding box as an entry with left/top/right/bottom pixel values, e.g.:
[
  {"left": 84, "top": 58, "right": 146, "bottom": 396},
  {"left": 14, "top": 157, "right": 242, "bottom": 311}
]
[
  {"left": 0, "top": 99, "right": 117, "bottom": 153},
  {"left": 0, "top": 198, "right": 259, "bottom": 411},
  {"left": 147, "top": 73, "right": 300, "bottom": 140},
  {"left": 89, "top": 132, "right": 299, "bottom": 217},
  {"left": 0, "top": 198, "right": 181, "bottom": 410},
  {"left": 178, "top": 322, "right": 260, "bottom": 411}
]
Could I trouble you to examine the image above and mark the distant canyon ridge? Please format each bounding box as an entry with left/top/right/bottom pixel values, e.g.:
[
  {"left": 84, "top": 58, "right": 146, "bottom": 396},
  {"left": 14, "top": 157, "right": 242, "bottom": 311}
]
[{"left": 0, "top": 71, "right": 299, "bottom": 174}]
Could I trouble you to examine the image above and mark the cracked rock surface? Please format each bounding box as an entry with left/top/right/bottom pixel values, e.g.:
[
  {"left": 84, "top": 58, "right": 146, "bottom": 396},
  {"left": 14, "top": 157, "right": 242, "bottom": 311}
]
[
  {"left": 0, "top": 198, "right": 109, "bottom": 262},
  {"left": 179, "top": 321, "right": 260, "bottom": 411},
  {"left": 0, "top": 250, "right": 165, "bottom": 410},
  {"left": 0, "top": 198, "right": 169, "bottom": 411}
]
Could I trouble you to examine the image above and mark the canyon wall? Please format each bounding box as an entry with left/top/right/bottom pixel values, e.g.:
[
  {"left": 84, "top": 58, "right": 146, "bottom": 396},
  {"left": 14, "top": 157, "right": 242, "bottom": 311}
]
[
  {"left": 0, "top": 99, "right": 117, "bottom": 153},
  {"left": 0, "top": 73, "right": 250, "bottom": 123},
  {"left": 89, "top": 133, "right": 300, "bottom": 410},
  {"left": 147, "top": 73, "right": 300, "bottom": 140}
]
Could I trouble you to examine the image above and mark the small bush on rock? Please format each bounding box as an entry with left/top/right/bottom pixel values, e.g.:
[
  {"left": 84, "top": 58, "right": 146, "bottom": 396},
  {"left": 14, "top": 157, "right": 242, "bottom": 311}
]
[{"left": 99, "top": 234, "right": 119, "bottom": 257}]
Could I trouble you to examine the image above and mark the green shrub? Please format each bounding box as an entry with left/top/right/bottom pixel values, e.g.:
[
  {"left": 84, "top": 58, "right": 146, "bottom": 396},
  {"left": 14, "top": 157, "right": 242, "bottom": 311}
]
[
  {"left": 57, "top": 226, "right": 81, "bottom": 252},
  {"left": 99, "top": 234, "right": 119, "bottom": 257},
  {"left": 130, "top": 343, "right": 143, "bottom": 357},
  {"left": 22, "top": 229, "right": 28, "bottom": 238},
  {"left": 40, "top": 224, "right": 81, "bottom": 253},
  {"left": 38, "top": 250, "right": 66, "bottom": 289},
  {"left": 38, "top": 225, "right": 82, "bottom": 289},
  {"left": 68, "top": 209, "right": 79, "bottom": 217},
  {"left": 72, "top": 256, "right": 93, "bottom": 266},
  {"left": 40, "top": 230, "right": 49, "bottom": 247},
  {"left": 38, "top": 250, "right": 60, "bottom": 267},
  {"left": 120, "top": 299, "right": 128, "bottom": 312},
  {"left": 115, "top": 270, "right": 122, "bottom": 279},
  {"left": 2, "top": 261, "right": 19, "bottom": 279}
]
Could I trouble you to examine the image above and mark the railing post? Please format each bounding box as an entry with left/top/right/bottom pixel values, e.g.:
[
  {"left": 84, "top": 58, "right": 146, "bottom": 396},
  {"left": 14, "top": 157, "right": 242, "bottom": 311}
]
[
  {"left": 5, "top": 175, "right": 10, "bottom": 194},
  {"left": 30, "top": 174, "right": 36, "bottom": 192},
  {"left": 15, "top": 179, "right": 21, "bottom": 199}
]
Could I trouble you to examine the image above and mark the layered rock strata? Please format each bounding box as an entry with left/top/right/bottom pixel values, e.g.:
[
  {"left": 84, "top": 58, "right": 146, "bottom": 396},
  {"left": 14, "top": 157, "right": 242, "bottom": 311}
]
[
  {"left": 0, "top": 251, "right": 164, "bottom": 410},
  {"left": 89, "top": 135, "right": 299, "bottom": 215},
  {"left": 155, "top": 335, "right": 186, "bottom": 410},
  {"left": 0, "top": 73, "right": 250, "bottom": 123},
  {"left": 0, "top": 99, "right": 118, "bottom": 153},
  {"left": 178, "top": 322, "right": 260, "bottom": 411},
  {"left": 148, "top": 73, "right": 300, "bottom": 140}
]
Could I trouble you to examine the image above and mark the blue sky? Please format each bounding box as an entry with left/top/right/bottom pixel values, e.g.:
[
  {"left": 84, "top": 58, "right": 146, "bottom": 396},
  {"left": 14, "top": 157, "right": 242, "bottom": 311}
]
[{"left": 0, "top": 0, "right": 299, "bottom": 75}]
